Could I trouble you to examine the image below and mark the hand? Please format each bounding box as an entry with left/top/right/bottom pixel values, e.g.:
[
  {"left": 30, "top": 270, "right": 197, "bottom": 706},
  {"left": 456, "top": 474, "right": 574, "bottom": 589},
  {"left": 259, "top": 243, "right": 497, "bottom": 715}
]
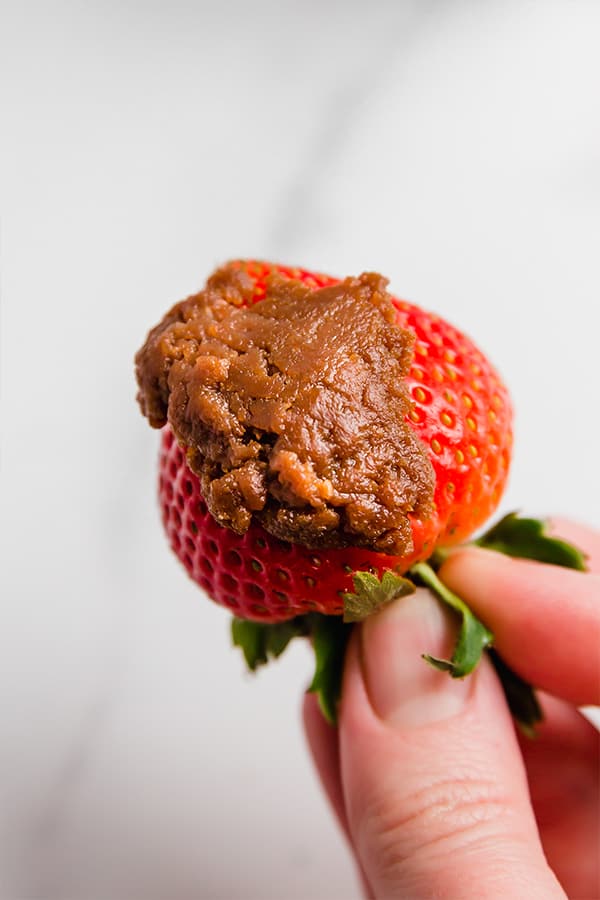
[{"left": 303, "top": 519, "right": 600, "bottom": 899}]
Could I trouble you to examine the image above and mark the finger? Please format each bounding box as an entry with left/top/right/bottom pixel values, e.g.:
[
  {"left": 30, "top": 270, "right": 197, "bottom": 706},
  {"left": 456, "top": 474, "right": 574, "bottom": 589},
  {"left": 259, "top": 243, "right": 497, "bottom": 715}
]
[
  {"left": 439, "top": 548, "right": 600, "bottom": 705},
  {"left": 338, "top": 588, "right": 565, "bottom": 900},
  {"left": 302, "top": 693, "right": 374, "bottom": 899},
  {"left": 519, "top": 693, "right": 600, "bottom": 900},
  {"left": 547, "top": 517, "right": 600, "bottom": 574},
  {"left": 302, "top": 692, "right": 349, "bottom": 840}
]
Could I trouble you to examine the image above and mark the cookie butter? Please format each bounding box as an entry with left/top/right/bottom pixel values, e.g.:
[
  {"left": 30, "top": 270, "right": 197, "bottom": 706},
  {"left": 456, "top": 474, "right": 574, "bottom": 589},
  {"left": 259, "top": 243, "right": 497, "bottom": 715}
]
[{"left": 135, "top": 264, "right": 434, "bottom": 554}]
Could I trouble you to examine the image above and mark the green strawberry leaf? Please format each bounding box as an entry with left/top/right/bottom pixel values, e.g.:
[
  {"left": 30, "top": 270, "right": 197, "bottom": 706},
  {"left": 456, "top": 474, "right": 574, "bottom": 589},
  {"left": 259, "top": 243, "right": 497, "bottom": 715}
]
[
  {"left": 232, "top": 612, "right": 352, "bottom": 724},
  {"left": 343, "top": 570, "right": 416, "bottom": 623},
  {"left": 488, "top": 649, "right": 543, "bottom": 737},
  {"left": 410, "top": 561, "right": 494, "bottom": 677},
  {"left": 307, "top": 614, "right": 353, "bottom": 724},
  {"left": 231, "top": 616, "right": 309, "bottom": 671},
  {"left": 475, "top": 512, "right": 587, "bottom": 570}
]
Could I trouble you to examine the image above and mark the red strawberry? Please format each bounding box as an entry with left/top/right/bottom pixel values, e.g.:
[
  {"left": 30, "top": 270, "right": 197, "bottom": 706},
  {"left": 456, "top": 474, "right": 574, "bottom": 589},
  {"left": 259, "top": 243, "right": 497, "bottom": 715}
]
[
  {"left": 149, "top": 260, "right": 512, "bottom": 623},
  {"left": 137, "top": 261, "right": 589, "bottom": 731}
]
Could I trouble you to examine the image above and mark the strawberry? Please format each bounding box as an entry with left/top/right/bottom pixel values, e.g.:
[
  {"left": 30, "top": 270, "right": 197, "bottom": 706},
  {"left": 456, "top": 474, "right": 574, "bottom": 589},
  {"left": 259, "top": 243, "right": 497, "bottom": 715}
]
[
  {"left": 136, "top": 260, "right": 584, "bottom": 729},
  {"left": 153, "top": 260, "right": 512, "bottom": 621}
]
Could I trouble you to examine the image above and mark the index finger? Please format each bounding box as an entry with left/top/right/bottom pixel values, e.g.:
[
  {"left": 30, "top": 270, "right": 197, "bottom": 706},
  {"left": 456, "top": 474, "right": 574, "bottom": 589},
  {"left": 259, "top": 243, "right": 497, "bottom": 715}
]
[{"left": 439, "top": 525, "right": 600, "bottom": 706}]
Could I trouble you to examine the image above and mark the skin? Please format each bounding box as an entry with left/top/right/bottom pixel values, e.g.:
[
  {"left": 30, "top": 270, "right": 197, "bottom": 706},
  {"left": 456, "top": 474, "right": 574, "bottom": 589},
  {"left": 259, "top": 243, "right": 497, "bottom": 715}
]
[{"left": 303, "top": 518, "right": 600, "bottom": 899}]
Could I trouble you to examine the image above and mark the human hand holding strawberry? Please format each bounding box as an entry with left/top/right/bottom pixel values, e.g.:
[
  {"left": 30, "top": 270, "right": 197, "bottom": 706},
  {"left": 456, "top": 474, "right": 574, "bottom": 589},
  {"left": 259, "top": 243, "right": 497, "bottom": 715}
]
[{"left": 304, "top": 518, "right": 600, "bottom": 899}]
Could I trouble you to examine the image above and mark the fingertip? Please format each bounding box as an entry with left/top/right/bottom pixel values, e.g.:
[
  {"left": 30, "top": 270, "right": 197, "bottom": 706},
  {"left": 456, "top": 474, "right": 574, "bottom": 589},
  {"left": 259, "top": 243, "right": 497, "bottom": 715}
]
[
  {"left": 438, "top": 545, "right": 516, "bottom": 623},
  {"left": 302, "top": 688, "right": 350, "bottom": 844},
  {"left": 359, "top": 589, "right": 471, "bottom": 727},
  {"left": 302, "top": 690, "right": 323, "bottom": 745},
  {"left": 303, "top": 663, "right": 375, "bottom": 899},
  {"left": 439, "top": 544, "right": 507, "bottom": 594},
  {"left": 302, "top": 689, "right": 339, "bottom": 770},
  {"left": 439, "top": 544, "right": 600, "bottom": 706}
]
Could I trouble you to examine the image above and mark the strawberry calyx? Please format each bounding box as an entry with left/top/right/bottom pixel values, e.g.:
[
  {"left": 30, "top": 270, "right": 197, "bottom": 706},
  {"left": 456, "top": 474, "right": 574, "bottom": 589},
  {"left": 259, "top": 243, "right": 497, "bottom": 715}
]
[
  {"left": 474, "top": 512, "right": 588, "bottom": 569},
  {"left": 487, "top": 650, "right": 542, "bottom": 740},
  {"left": 231, "top": 513, "right": 587, "bottom": 733},
  {"left": 232, "top": 616, "right": 311, "bottom": 671},
  {"left": 307, "top": 616, "right": 353, "bottom": 725},
  {"left": 231, "top": 613, "right": 352, "bottom": 725},
  {"left": 343, "top": 571, "right": 416, "bottom": 622}
]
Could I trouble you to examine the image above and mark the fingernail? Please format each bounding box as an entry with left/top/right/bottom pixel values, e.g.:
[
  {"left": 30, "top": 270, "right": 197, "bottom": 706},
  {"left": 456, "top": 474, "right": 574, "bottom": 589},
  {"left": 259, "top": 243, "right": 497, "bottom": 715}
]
[{"left": 360, "top": 588, "right": 471, "bottom": 727}]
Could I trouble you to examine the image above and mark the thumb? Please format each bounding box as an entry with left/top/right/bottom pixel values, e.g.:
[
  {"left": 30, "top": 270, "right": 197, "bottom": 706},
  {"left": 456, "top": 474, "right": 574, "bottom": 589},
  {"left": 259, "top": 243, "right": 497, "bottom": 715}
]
[{"left": 338, "top": 588, "right": 565, "bottom": 900}]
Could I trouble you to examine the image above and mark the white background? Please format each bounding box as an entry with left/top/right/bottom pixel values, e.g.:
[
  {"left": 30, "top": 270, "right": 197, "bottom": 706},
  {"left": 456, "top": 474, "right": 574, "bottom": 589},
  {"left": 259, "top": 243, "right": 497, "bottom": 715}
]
[{"left": 1, "top": 1, "right": 599, "bottom": 897}]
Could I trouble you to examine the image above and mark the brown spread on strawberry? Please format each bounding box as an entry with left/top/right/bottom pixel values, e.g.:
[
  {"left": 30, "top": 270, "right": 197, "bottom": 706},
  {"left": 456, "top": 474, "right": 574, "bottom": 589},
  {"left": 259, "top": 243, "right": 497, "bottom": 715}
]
[{"left": 135, "top": 264, "right": 434, "bottom": 553}]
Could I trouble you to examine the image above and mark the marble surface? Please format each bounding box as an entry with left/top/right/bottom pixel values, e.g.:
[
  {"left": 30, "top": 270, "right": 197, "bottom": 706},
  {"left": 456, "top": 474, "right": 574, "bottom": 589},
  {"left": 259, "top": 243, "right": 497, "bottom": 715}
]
[{"left": 1, "top": 1, "right": 599, "bottom": 897}]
